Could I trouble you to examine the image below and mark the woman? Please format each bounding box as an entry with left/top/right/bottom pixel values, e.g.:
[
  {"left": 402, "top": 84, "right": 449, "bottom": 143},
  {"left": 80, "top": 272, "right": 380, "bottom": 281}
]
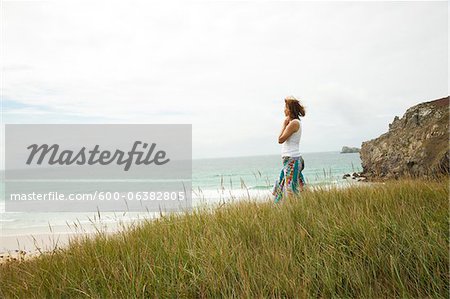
[{"left": 272, "top": 96, "right": 306, "bottom": 203}]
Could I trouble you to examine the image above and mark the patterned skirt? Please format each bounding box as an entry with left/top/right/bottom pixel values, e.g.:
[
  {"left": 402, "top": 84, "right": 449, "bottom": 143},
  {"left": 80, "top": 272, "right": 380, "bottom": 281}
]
[{"left": 272, "top": 156, "right": 306, "bottom": 203}]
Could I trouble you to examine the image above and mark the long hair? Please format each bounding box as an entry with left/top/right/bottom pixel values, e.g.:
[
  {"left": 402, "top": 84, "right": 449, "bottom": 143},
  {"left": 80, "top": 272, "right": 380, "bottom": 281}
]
[{"left": 285, "top": 96, "right": 306, "bottom": 119}]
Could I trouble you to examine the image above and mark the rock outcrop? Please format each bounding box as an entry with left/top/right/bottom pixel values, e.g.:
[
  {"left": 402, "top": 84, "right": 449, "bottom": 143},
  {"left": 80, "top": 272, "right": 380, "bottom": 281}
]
[
  {"left": 360, "top": 96, "right": 449, "bottom": 179},
  {"left": 341, "top": 146, "right": 360, "bottom": 153}
]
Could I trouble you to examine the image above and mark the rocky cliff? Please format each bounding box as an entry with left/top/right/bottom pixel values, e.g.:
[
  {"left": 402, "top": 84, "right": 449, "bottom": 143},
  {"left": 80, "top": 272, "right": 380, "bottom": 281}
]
[{"left": 360, "top": 96, "right": 449, "bottom": 179}]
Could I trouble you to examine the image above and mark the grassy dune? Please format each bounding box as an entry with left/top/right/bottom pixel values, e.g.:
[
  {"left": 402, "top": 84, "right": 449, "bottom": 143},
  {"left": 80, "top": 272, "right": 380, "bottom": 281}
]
[{"left": 0, "top": 179, "right": 448, "bottom": 298}]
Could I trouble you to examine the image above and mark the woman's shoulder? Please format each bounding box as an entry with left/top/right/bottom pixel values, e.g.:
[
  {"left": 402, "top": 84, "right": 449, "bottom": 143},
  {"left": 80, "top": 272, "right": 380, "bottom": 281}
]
[
  {"left": 288, "top": 119, "right": 300, "bottom": 130},
  {"left": 292, "top": 119, "right": 301, "bottom": 131}
]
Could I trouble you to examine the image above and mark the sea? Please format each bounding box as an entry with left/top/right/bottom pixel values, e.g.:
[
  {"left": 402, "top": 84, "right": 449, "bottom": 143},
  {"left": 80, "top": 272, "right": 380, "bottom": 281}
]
[{"left": 0, "top": 151, "right": 362, "bottom": 239}]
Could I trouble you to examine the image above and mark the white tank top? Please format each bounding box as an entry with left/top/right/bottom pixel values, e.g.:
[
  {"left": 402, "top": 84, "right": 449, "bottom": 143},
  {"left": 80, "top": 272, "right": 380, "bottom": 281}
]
[{"left": 281, "top": 118, "right": 302, "bottom": 157}]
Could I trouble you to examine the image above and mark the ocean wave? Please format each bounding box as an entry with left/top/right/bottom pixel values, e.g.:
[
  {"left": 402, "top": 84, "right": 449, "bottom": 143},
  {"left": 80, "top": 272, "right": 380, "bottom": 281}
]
[
  {"left": 248, "top": 185, "right": 272, "bottom": 190},
  {"left": 192, "top": 188, "right": 272, "bottom": 202}
]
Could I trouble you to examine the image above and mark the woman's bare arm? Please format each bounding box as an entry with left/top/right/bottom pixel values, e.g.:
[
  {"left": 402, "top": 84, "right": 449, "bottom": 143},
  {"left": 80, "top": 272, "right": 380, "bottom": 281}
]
[
  {"left": 278, "top": 117, "right": 290, "bottom": 138},
  {"left": 278, "top": 119, "right": 299, "bottom": 144}
]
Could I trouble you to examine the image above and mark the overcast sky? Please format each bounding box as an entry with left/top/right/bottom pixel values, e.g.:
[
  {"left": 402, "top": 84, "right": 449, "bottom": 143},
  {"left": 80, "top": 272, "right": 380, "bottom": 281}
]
[{"left": 1, "top": 0, "right": 448, "bottom": 159}]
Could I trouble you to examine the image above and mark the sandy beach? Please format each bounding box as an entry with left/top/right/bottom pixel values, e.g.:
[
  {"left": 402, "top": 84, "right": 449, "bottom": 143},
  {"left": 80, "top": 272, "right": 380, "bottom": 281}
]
[
  {"left": 0, "top": 233, "right": 70, "bottom": 263},
  {"left": 0, "top": 220, "right": 142, "bottom": 264}
]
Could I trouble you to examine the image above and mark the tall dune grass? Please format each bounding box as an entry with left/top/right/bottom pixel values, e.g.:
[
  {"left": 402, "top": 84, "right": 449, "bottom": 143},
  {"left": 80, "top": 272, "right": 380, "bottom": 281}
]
[{"left": 0, "top": 179, "right": 448, "bottom": 298}]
